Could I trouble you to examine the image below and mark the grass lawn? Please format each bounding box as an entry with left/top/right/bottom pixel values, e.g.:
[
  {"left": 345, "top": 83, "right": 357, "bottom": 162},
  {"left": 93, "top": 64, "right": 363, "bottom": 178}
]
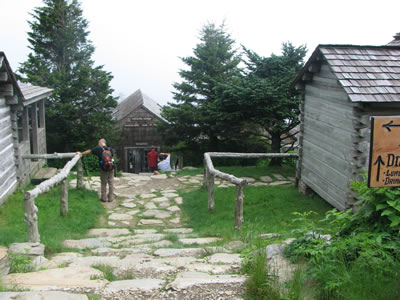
[
  {"left": 180, "top": 165, "right": 331, "bottom": 244},
  {"left": 0, "top": 185, "right": 105, "bottom": 255}
]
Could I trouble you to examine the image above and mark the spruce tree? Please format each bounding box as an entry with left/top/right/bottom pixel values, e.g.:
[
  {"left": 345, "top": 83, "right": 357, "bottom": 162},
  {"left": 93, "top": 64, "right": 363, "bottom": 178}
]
[
  {"left": 159, "top": 23, "right": 241, "bottom": 154},
  {"left": 19, "top": 0, "right": 117, "bottom": 152}
]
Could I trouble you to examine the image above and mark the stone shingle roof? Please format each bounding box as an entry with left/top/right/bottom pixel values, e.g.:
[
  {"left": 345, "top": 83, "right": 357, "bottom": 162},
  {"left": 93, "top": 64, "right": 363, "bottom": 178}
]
[
  {"left": 294, "top": 44, "right": 400, "bottom": 102},
  {"left": 113, "top": 89, "right": 166, "bottom": 122}
]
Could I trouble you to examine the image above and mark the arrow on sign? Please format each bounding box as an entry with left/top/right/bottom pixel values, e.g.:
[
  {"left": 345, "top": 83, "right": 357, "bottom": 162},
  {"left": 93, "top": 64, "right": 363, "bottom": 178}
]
[
  {"left": 374, "top": 155, "right": 385, "bottom": 182},
  {"left": 383, "top": 120, "right": 400, "bottom": 132}
]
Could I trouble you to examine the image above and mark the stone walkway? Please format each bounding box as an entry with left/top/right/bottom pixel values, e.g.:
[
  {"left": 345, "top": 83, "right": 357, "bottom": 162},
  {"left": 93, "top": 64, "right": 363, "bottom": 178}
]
[{"left": 1, "top": 170, "right": 293, "bottom": 300}]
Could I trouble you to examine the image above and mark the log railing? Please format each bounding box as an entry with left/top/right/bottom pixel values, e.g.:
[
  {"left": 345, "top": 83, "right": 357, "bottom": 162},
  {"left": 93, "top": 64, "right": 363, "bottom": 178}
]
[
  {"left": 203, "top": 152, "right": 298, "bottom": 230},
  {"left": 23, "top": 153, "right": 84, "bottom": 242}
]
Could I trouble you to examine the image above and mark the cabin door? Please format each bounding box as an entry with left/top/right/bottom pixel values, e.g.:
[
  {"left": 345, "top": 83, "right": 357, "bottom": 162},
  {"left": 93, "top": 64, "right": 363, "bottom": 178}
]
[{"left": 126, "top": 148, "right": 144, "bottom": 174}]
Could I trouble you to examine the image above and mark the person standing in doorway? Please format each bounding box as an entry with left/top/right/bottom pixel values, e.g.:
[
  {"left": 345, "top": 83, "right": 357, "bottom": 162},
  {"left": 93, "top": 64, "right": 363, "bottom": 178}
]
[
  {"left": 77, "top": 138, "right": 115, "bottom": 202},
  {"left": 147, "top": 146, "right": 159, "bottom": 174}
]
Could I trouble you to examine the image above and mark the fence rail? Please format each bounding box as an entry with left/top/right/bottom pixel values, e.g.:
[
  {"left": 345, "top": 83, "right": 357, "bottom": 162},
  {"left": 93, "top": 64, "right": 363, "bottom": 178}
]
[
  {"left": 23, "top": 153, "right": 84, "bottom": 242},
  {"left": 203, "top": 152, "right": 298, "bottom": 230}
]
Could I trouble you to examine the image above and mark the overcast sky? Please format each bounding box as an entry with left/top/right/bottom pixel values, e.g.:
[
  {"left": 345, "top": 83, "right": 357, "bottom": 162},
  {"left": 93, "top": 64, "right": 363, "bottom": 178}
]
[{"left": 1, "top": 0, "right": 399, "bottom": 105}]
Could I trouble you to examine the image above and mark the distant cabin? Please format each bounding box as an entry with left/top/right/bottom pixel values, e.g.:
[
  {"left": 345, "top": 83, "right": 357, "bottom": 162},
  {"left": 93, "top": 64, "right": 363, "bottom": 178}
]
[
  {"left": 293, "top": 34, "right": 400, "bottom": 210},
  {"left": 0, "top": 52, "right": 52, "bottom": 205},
  {"left": 113, "top": 89, "right": 167, "bottom": 173}
]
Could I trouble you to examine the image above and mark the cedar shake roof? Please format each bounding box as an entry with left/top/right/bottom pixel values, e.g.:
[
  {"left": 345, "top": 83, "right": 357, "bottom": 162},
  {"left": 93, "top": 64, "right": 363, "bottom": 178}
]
[
  {"left": 294, "top": 44, "right": 400, "bottom": 102},
  {"left": 19, "top": 83, "right": 53, "bottom": 106},
  {"left": 113, "top": 89, "right": 166, "bottom": 122},
  {"left": 0, "top": 52, "right": 53, "bottom": 105}
]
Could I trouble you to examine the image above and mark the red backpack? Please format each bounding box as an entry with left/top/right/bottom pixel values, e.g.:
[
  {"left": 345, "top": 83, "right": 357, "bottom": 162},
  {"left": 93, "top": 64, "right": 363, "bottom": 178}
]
[{"left": 100, "top": 147, "right": 114, "bottom": 171}]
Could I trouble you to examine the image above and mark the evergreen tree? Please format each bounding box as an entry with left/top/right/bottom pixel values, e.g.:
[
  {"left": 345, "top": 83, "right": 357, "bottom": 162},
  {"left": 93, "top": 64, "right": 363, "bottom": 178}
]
[
  {"left": 158, "top": 22, "right": 241, "bottom": 155},
  {"left": 18, "top": 0, "right": 118, "bottom": 152},
  {"left": 218, "top": 42, "right": 307, "bottom": 165}
]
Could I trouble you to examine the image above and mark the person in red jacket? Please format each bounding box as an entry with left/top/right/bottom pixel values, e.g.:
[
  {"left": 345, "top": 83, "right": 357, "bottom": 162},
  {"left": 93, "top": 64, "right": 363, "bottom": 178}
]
[{"left": 147, "top": 146, "right": 159, "bottom": 174}]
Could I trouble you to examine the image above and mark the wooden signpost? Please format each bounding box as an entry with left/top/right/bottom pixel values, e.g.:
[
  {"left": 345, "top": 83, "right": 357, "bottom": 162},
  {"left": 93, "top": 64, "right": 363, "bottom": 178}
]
[{"left": 369, "top": 116, "right": 400, "bottom": 188}]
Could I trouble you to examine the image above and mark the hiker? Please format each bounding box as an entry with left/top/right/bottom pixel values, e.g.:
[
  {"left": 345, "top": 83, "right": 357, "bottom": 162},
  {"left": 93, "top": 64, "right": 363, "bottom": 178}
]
[
  {"left": 147, "top": 146, "right": 159, "bottom": 174},
  {"left": 157, "top": 152, "right": 172, "bottom": 172},
  {"left": 77, "top": 138, "right": 115, "bottom": 202}
]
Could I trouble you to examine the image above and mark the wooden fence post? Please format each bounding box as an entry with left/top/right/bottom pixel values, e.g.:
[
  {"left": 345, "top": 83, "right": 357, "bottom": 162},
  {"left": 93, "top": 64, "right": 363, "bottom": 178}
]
[
  {"left": 77, "top": 158, "right": 84, "bottom": 189},
  {"left": 208, "top": 174, "right": 215, "bottom": 211},
  {"left": 203, "top": 160, "right": 208, "bottom": 188},
  {"left": 60, "top": 179, "right": 68, "bottom": 216},
  {"left": 234, "top": 184, "right": 245, "bottom": 230},
  {"left": 24, "top": 194, "right": 40, "bottom": 242}
]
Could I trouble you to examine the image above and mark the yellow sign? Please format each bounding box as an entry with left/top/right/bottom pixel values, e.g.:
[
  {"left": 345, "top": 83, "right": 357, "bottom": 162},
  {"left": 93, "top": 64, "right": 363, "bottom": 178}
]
[{"left": 369, "top": 116, "right": 400, "bottom": 188}]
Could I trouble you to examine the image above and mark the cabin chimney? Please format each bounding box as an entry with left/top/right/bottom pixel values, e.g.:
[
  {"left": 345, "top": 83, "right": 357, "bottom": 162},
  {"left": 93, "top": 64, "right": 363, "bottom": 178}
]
[{"left": 387, "top": 32, "right": 400, "bottom": 46}]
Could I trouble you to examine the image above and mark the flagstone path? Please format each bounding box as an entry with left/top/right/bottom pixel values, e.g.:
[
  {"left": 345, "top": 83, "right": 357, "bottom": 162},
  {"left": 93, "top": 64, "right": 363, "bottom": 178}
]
[{"left": 1, "top": 170, "right": 293, "bottom": 300}]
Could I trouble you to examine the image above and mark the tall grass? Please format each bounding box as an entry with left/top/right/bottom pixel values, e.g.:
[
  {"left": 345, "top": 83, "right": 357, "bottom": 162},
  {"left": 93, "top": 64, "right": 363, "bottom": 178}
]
[
  {"left": 0, "top": 186, "right": 105, "bottom": 254},
  {"left": 181, "top": 185, "right": 331, "bottom": 242}
]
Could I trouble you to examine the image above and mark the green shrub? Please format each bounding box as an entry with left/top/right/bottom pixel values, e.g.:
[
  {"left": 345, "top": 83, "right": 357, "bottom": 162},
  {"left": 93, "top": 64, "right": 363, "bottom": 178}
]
[{"left": 9, "top": 254, "right": 35, "bottom": 273}]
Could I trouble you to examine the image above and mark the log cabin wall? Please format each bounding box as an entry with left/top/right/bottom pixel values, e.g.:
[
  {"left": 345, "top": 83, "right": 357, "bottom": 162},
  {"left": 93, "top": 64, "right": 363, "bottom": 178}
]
[
  {"left": 300, "top": 61, "right": 354, "bottom": 210},
  {"left": 295, "top": 44, "right": 400, "bottom": 211}
]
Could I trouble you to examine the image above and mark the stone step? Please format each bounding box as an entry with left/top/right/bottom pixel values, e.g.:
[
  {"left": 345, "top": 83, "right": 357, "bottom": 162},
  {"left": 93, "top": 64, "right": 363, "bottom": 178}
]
[
  {"left": 87, "top": 228, "right": 130, "bottom": 238},
  {"left": 0, "top": 291, "right": 88, "bottom": 300},
  {"left": 2, "top": 266, "right": 106, "bottom": 290}
]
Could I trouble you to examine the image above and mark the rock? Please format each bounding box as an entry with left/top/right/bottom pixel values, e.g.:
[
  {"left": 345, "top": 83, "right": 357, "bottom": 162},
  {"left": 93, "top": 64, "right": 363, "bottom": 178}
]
[
  {"left": 161, "top": 189, "right": 177, "bottom": 193},
  {"left": 62, "top": 238, "right": 111, "bottom": 250},
  {"left": 90, "top": 247, "right": 152, "bottom": 257},
  {"left": 158, "top": 202, "right": 171, "bottom": 208},
  {"left": 87, "top": 228, "right": 130, "bottom": 238},
  {"left": 138, "top": 219, "right": 164, "bottom": 226},
  {"left": 208, "top": 253, "right": 242, "bottom": 264},
  {"left": 240, "top": 177, "right": 256, "bottom": 183},
  {"left": 179, "top": 237, "right": 220, "bottom": 245},
  {"left": 259, "top": 176, "right": 273, "bottom": 182},
  {"left": 267, "top": 255, "right": 296, "bottom": 283},
  {"left": 0, "top": 246, "right": 9, "bottom": 276},
  {"left": 182, "top": 167, "right": 197, "bottom": 170},
  {"left": 225, "top": 240, "right": 247, "bottom": 251},
  {"left": 108, "top": 213, "right": 133, "bottom": 221},
  {"left": 186, "top": 263, "right": 233, "bottom": 274},
  {"left": 251, "top": 182, "right": 270, "bottom": 186},
  {"left": 151, "top": 174, "right": 168, "bottom": 180},
  {"left": 140, "top": 193, "right": 157, "bottom": 199},
  {"left": 272, "top": 173, "right": 286, "bottom": 180},
  {"left": 152, "top": 196, "right": 169, "bottom": 203},
  {"left": 164, "top": 228, "right": 193, "bottom": 234},
  {"left": 144, "top": 202, "right": 157, "bottom": 209},
  {"left": 8, "top": 243, "right": 45, "bottom": 258},
  {"left": 0, "top": 291, "right": 89, "bottom": 300},
  {"left": 141, "top": 210, "right": 171, "bottom": 219},
  {"left": 169, "top": 272, "right": 246, "bottom": 290},
  {"left": 188, "top": 179, "right": 201, "bottom": 184},
  {"left": 169, "top": 218, "right": 180, "bottom": 224},
  {"left": 2, "top": 266, "right": 106, "bottom": 290},
  {"left": 167, "top": 205, "right": 180, "bottom": 212},
  {"left": 259, "top": 233, "right": 280, "bottom": 239},
  {"left": 265, "top": 243, "right": 285, "bottom": 259},
  {"left": 269, "top": 181, "right": 291, "bottom": 186},
  {"left": 108, "top": 221, "right": 116, "bottom": 226},
  {"left": 162, "top": 193, "right": 179, "bottom": 198},
  {"left": 175, "top": 197, "right": 183, "bottom": 204},
  {"left": 104, "top": 279, "right": 164, "bottom": 292},
  {"left": 153, "top": 248, "right": 206, "bottom": 257},
  {"left": 134, "top": 229, "right": 158, "bottom": 234},
  {"left": 120, "top": 202, "right": 136, "bottom": 208},
  {"left": 125, "top": 209, "right": 140, "bottom": 216}
]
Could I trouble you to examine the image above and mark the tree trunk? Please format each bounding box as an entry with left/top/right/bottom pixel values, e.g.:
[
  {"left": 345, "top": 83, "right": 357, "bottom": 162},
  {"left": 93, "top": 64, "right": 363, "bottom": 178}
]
[{"left": 269, "top": 132, "right": 282, "bottom": 166}]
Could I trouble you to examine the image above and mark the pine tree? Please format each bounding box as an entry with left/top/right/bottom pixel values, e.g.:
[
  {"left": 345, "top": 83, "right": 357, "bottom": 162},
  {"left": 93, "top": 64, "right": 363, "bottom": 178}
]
[
  {"left": 159, "top": 22, "right": 241, "bottom": 153},
  {"left": 18, "top": 0, "right": 118, "bottom": 152}
]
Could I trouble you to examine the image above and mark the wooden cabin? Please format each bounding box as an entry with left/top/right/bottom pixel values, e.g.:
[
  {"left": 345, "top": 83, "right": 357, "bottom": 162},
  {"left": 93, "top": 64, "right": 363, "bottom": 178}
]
[
  {"left": 113, "top": 89, "right": 167, "bottom": 173},
  {"left": 0, "top": 52, "right": 52, "bottom": 205},
  {"left": 293, "top": 35, "right": 400, "bottom": 210}
]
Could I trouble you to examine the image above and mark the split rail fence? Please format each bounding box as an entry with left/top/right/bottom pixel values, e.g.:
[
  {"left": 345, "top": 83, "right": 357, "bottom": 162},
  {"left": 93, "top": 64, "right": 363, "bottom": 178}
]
[
  {"left": 22, "top": 153, "right": 84, "bottom": 242},
  {"left": 203, "top": 152, "right": 298, "bottom": 230}
]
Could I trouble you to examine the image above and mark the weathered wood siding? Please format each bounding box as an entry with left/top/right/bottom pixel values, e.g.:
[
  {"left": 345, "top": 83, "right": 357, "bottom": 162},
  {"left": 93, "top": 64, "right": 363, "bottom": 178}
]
[
  {"left": 0, "top": 96, "right": 18, "bottom": 205},
  {"left": 116, "top": 105, "right": 164, "bottom": 172},
  {"left": 301, "top": 62, "right": 355, "bottom": 210}
]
